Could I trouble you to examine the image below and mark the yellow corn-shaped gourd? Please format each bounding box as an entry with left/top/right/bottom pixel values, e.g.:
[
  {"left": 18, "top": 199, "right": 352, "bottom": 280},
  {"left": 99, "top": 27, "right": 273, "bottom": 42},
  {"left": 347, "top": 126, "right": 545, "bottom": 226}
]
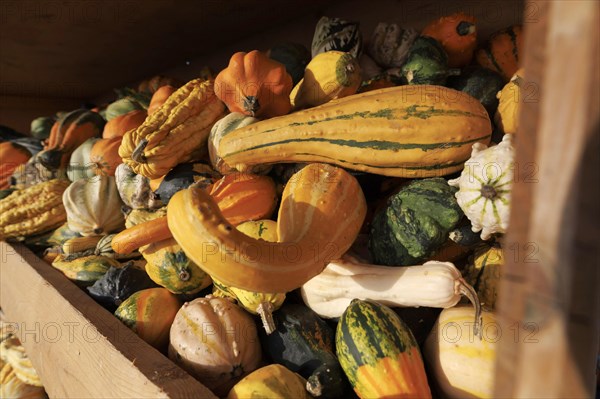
[
  {"left": 212, "top": 220, "right": 285, "bottom": 334},
  {"left": 0, "top": 179, "right": 70, "bottom": 240}
]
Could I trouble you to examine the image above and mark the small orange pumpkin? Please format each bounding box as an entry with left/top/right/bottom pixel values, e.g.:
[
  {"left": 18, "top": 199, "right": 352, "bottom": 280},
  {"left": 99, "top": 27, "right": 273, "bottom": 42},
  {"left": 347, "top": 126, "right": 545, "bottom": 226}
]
[
  {"left": 0, "top": 142, "right": 31, "bottom": 189},
  {"left": 90, "top": 137, "right": 123, "bottom": 176},
  {"left": 147, "top": 85, "right": 177, "bottom": 115},
  {"left": 422, "top": 12, "right": 477, "bottom": 68},
  {"left": 215, "top": 50, "right": 293, "bottom": 118},
  {"left": 102, "top": 110, "right": 147, "bottom": 139},
  {"left": 476, "top": 25, "right": 523, "bottom": 81}
]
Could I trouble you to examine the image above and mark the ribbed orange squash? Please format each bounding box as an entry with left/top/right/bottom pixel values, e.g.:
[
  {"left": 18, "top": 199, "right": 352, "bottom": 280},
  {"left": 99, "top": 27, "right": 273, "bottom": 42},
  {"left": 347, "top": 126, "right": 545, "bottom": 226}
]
[
  {"left": 207, "top": 172, "right": 277, "bottom": 226},
  {"left": 215, "top": 50, "right": 293, "bottom": 118},
  {"left": 102, "top": 110, "right": 147, "bottom": 139},
  {"left": 90, "top": 137, "right": 122, "bottom": 176},
  {"left": 0, "top": 142, "right": 31, "bottom": 189},
  {"left": 167, "top": 163, "right": 366, "bottom": 292}
]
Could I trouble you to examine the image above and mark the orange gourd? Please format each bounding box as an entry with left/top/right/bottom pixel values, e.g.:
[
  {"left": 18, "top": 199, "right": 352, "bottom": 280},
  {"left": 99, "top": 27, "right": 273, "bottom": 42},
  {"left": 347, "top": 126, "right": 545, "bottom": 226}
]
[
  {"left": 147, "top": 85, "right": 177, "bottom": 115},
  {"left": 422, "top": 12, "right": 477, "bottom": 67},
  {"left": 40, "top": 109, "right": 105, "bottom": 170},
  {"left": 102, "top": 110, "right": 147, "bottom": 139},
  {"left": 111, "top": 216, "right": 172, "bottom": 254},
  {"left": 207, "top": 172, "right": 277, "bottom": 226},
  {"left": 112, "top": 172, "right": 277, "bottom": 255},
  {"left": 90, "top": 137, "right": 123, "bottom": 176},
  {"left": 215, "top": 50, "right": 293, "bottom": 118},
  {"left": 476, "top": 25, "right": 523, "bottom": 81},
  {"left": 0, "top": 142, "right": 31, "bottom": 189}
]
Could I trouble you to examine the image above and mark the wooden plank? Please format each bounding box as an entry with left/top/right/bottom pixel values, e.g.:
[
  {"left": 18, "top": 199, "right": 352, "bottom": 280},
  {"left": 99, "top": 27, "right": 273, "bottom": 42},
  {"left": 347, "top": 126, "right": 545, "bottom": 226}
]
[
  {"left": 0, "top": 241, "right": 217, "bottom": 399},
  {"left": 494, "top": 1, "right": 600, "bottom": 397}
]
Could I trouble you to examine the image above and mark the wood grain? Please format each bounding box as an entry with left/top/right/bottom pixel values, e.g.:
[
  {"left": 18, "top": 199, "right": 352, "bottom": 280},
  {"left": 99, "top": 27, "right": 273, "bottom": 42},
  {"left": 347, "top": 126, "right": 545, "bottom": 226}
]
[
  {"left": 0, "top": 241, "right": 217, "bottom": 399},
  {"left": 494, "top": 1, "right": 600, "bottom": 397}
]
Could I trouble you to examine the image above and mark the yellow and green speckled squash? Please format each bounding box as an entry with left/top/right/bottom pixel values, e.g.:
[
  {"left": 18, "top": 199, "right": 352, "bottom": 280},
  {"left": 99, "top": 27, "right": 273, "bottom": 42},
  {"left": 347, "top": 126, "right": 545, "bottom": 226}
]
[
  {"left": 142, "top": 238, "right": 212, "bottom": 295},
  {"left": 212, "top": 219, "right": 284, "bottom": 334},
  {"left": 227, "top": 364, "right": 310, "bottom": 399},
  {"left": 51, "top": 254, "right": 119, "bottom": 286},
  {"left": 210, "top": 85, "right": 492, "bottom": 177},
  {"left": 336, "top": 299, "right": 432, "bottom": 398}
]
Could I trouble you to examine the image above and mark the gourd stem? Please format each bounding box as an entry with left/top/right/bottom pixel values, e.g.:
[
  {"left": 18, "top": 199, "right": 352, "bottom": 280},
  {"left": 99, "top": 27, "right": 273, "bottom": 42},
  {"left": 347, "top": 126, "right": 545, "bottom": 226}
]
[
  {"left": 178, "top": 268, "right": 190, "bottom": 282},
  {"left": 131, "top": 139, "right": 148, "bottom": 163},
  {"left": 481, "top": 184, "right": 497, "bottom": 200},
  {"left": 457, "top": 278, "right": 483, "bottom": 340},
  {"left": 256, "top": 302, "right": 276, "bottom": 335}
]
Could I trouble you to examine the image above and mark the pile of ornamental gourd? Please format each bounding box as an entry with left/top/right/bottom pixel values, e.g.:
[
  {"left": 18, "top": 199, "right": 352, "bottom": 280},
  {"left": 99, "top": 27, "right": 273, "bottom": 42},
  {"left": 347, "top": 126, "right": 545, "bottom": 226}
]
[{"left": 0, "top": 12, "right": 525, "bottom": 399}]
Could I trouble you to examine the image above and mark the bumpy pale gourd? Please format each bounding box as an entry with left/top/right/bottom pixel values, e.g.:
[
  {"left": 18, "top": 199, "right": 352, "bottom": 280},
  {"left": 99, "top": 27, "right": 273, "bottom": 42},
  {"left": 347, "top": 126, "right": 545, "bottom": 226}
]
[{"left": 449, "top": 134, "right": 514, "bottom": 239}]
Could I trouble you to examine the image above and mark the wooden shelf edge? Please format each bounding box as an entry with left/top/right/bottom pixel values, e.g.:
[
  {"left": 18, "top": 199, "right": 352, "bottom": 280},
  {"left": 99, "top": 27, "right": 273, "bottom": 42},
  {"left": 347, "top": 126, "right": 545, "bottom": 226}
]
[{"left": 0, "top": 241, "right": 217, "bottom": 399}]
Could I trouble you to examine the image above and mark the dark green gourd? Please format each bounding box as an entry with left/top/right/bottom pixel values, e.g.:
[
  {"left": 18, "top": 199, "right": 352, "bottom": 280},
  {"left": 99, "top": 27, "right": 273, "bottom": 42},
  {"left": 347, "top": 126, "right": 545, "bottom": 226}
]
[
  {"left": 401, "top": 36, "right": 451, "bottom": 85},
  {"left": 87, "top": 262, "right": 159, "bottom": 311},
  {"left": 369, "top": 177, "right": 463, "bottom": 266},
  {"left": 260, "top": 303, "right": 348, "bottom": 398},
  {"left": 446, "top": 66, "right": 505, "bottom": 117}
]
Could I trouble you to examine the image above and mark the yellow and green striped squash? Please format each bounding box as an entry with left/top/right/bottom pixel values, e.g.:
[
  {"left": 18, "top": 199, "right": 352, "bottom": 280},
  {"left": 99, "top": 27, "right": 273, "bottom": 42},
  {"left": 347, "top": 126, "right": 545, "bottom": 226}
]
[
  {"left": 210, "top": 85, "right": 491, "bottom": 177},
  {"left": 336, "top": 299, "right": 432, "bottom": 398}
]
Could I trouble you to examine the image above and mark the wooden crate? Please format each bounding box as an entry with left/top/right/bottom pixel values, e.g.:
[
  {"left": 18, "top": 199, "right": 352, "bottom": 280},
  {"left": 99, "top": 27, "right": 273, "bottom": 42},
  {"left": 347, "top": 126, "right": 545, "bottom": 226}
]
[
  {"left": 0, "top": 1, "right": 598, "bottom": 398},
  {"left": 0, "top": 241, "right": 217, "bottom": 398}
]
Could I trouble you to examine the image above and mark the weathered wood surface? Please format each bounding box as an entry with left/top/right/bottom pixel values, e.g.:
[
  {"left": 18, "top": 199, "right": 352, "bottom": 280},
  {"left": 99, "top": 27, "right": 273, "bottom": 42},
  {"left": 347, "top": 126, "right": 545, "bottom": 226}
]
[
  {"left": 0, "top": 241, "right": 217, "bottom": 398},
  {"left": 494, "top": 1, "right": 600, "bottom": 397}
]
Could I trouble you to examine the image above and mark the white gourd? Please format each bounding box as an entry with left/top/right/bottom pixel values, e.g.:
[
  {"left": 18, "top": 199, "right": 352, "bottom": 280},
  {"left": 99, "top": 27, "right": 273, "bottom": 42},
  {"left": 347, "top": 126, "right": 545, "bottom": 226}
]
[
  {"left": 448, "top": 133, "right": 515, "bottom": 240},
  {"left": 63, "top": 175, "right": 125, "bottom": 236},
  {"left": 301, "top": 255, "right": 482, "bottom": 335}
]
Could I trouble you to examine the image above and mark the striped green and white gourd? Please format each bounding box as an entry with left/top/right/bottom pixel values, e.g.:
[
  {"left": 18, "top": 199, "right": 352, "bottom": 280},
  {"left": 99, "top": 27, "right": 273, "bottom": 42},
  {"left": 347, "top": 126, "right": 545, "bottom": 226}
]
[
  {"left": 209, "top": 85, "right": 492, "bottom": 177},
  {"left": 449, "top": 133, "right": 514, "bottom": 240},
  {"left": 336, "top": 299, "right": 432, "bottom": 398}
]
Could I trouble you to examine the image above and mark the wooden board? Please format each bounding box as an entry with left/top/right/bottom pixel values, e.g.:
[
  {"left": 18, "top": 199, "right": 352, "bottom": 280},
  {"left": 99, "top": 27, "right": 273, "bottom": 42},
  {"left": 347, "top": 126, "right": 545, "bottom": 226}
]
[
  {"left": 0, "top": 241, "right": 217, "bottom": 399},
  {"left": 494, "top": 1, "right": 600, "bottom": 397}
]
